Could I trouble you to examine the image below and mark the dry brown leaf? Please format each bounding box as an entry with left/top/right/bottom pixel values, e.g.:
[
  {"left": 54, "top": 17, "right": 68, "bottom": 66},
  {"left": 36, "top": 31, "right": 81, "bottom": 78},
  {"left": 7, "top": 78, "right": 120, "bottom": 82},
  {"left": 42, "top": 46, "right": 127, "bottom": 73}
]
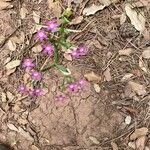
[
  {"left": 32, "top": 44, "right": 42, "bottom": 53},
  {"left": 121, "top": 73, "right": 133, "bottom": 82},
  {"left": 84, "top": 72, "right": 101, "bottom": 82},
  {"left": 69, "top": 16, "right": 83, "bottom": 25},
  {"left": 128, "top": 81, "right": 146, "bottom": 96},
  {"left": 125, "top": 3, "right": 146, "bottom": 32},
  {"left": 139, "top": 56, "right": 148, "bottom": 73},
  {"left": 7, "top": 40, "right": 16, "bottom": 51},
  {"left": 6, "top": 91, "right": 14, "bottom": 101},
  {"left": 89, "top": 136, "right": 100, "bottom": 144},
  {"left": 93, "top": 83, "right": 101, "bottom": 93},
  {"left": 33, "top": 11, "right": 40, "bottom": 24},
  {"left": 4, "top": 57, "right": 11, "bottom": 65},
  {"left": 18, "top": 127, "right": 34, "bottom": 141},
  {"left": 142, "top": 47, "right": 150, "bottom": 59},
  {"left": 47, "top": 0, "right": 62, "bottom": 18},
  {"left": 20, "top": 7, "right": 28, "bottom": 19},
  {"left": 1, "top": 92, "right": 7, "bottom": 102},
  {"left": 7, "top": 123, "right": 19, "bottom": 132},
  {"left": 119, "top": 48, "right": 134, "bottom": 56},
  {"left": 135, "top": 136, "right": 146, "bottom": 150},
  {"left": 104, "top": 67, "right": 111, "bottom": 81},
  {"left": 111, "top": 142, "right": 118, "bottom": 150},
  {"left": 30, "top": 145, "right": 40, "bottom": 150},
  {"left": 0, "top": 1, "right": 13, "bottom": 10},
  {"left": 63, "top": 53, "right": 72, "bottom": 61},
  {"left": 120, "top": 13, "right": 127, "bottom": 25},
  {"left": 6, "top": 68, "right": 16, "bottom": 76},
  {"left": 128, "top": 142, "right": 136, "bottom": 149},
  {"left": 5, "top": 60, "right": 21, "bottom": 70},
  {"left": 83, "top": 4, "right": 106, "bottom": 16},
  {"left": 130, "top": 127, "right": 148, "bottom": 140}
]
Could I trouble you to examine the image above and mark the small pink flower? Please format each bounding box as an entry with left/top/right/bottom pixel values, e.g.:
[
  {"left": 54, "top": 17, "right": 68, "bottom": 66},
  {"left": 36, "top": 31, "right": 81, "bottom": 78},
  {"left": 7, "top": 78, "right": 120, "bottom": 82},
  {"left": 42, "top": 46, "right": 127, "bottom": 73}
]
[
  {"left": 42, "top": 44, "right": 54, "bottom": 55},
  {"left": 55, "top": 94, "right": 65, "bottom": 102},
  {"left": 46, "top": 19, "right": 58, "bottom": 31},
  {"left": 31, "top": 70, "right": 42, "bottom": 80},
  {"left": 77, "top": 44, "right": 88, "bottom": 56},
  {"left": 22, "top": 58, "right": 34, "bottom": 70},
  {"left": 18, "top": 84, "right": 27, "bottom": 94},
  {"left": 28, "top": 88, "right": 43, "bottom": 97},
  {"left": 34, "top": 88, "right": 43, "bottom": 96},
  {"left": 76, "top": 78, "right": 87, "bottom": 89},
  {"left": 35, "top": 29, "right": 47, "bottom": 41},
  {"left": 67, "top": 82, "right": 78, "bottom": 92},
  {"left": 70, "top": 47, "right": 80, "bottom": 58}
]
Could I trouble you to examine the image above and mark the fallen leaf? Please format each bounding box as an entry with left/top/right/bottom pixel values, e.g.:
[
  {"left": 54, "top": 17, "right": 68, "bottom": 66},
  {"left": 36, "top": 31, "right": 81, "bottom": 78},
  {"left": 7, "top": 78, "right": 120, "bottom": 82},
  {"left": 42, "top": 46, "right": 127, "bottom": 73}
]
[
  {"left": 128, "top": 81, "right": 146, "bottom": 96},
  {"left": 32, "top": 44, "right": 42, "bottom": 53},
  {"left": 5, "top": 60, "right": 21, "bottom": 70},
  {"left": 125, "top": 3, "right": 146, "bottom": 32},
  {"left": 128, "top": 142, "right": 136, "bottom": 149},
  {"left": 69, "top": 16, "right": 83, "bottom": 25},
  {"left": 33, "top": 11, "right": 40, "bottom": 24},
  {"left": 93, "top": 83, "right": 101, "bottom": 93},
  {"left": 6, "top": 68, "right": 16, "bottom": 76},
  {"left": 47, "top": 0, "right": 62, "bottom": 18},
  {"left": 121, "top": 73, "right": 133, "bottom": 82},
  {"left": 139, "top": 56, "right": 148, "bottom": 73},
  {"left": 130, "top": 127, "right": 148, "bottom": 140},
  {"left": 125, "top": 115, "right": 132, "bottom": 125},
  {"left": 104, "top": 67, "right": 111, "bottom": 81},
  {"left": 7, "top": 123, "right": 19, "bottom": 132},
  {"left": 30, "top": 145, "right": 40, "bottom": 150},
  {"left": 83, "top": 4, "right": 106, "bottom": 16},
  {"left": 4, "top": 57, "right": 11, "bottom": 65},
  {"left": 7, "top": 40, "right": 16, "bottom": 51},
  {"left": 6, "top": 91, "right": 14, "bottom": 101},
  {"left": 111, "top": 142, "right": 118, "bottom": 150},
  {"left": 119, "top": 48, "right": 134, "bottom": 56},
  {"left": 84, "top": 72, "right": 101, "bottom": 82},
  {"left": 1, "top": 92, "right": 7, "bottom": 102},
  {"left": 20, "top": 7, "right": 28, "bottom": 19},
  {"left": 64, "top": 53, "right": 72, "bottom": 61},
  {"left": 142, "top": 47, "right": 150, "bottom": 59},
  {"left": 135, "top": 136, "right": 146, "bottom": 150},
  {"left": 89, "top": 136, "right": 100, "bottom": 144},
  {"left": 120, "top": 13, "right": 127, "bottom": 25},
  {"left": 0, "top": 1, "right": 13, "bottom": 10}
]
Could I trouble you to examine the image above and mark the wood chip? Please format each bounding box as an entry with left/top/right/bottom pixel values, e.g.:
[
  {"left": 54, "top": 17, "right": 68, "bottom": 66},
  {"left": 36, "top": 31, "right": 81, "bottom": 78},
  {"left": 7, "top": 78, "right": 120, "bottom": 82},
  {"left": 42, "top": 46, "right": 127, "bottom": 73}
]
[
  {"left": 119, "top": 48, "right": 134, "bottom": 56},
  {"left": 5, "top": 60, "right": 21, "bottom": 70},
  {"left": 93, "top": 83, "right": 101, "bottom": 93},
  {"left": 142, "top": 46, "right": 150, "bottom": 59},
  {"left": 89, "top": 136, "right": 100, "bottom": 144},
  {"left": 104, "top": 67, "right": 111, "bottom": 81}
]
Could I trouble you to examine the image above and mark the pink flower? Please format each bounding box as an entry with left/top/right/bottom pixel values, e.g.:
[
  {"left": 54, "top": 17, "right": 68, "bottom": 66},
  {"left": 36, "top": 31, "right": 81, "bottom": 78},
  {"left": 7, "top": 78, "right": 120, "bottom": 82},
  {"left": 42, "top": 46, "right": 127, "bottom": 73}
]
[
  {"left": 42, "top": 44, "right": 54, "bottom": 55},
  {"left": 35, "top": 29, "right": 47, "bottom": 41},
  {"left": 28, "top": 88, "right": 43, "bottom": 97},
  {"left": 18, "top": 84, "right": 27, "bottom": 94},
  {"left": 76, "top": 78, "right": 87, "bottom": 89},
  {"left": 34, "top": 88, "right": 43, "bottom": 96},
  {"left": 77, "top": 44, "right": 88, "bottom": 56},
  {"left": 31, "top": 70, "right": 42, "bottom": 80},
  {"left": 69, "top": 44, "right": 88, "bottom": 59},
  {"left": 67, "top": 82, "right": 78, "bottom": 92},
  {"left": 22, "top": 58, "right": 34, "bottom": 70},
  {"left": 46, "top": 19, "right": 58, "bottom": 31},
  {"left": 55, "top": 94, "right": 65, "bottom": 102}
]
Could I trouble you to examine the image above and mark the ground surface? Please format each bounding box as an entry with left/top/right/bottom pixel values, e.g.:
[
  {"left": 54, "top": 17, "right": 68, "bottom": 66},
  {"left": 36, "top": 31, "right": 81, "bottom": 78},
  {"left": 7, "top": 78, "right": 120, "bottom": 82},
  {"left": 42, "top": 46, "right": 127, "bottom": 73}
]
[{"left": 0, "top": 0, "right": 150, "bottom": 150}]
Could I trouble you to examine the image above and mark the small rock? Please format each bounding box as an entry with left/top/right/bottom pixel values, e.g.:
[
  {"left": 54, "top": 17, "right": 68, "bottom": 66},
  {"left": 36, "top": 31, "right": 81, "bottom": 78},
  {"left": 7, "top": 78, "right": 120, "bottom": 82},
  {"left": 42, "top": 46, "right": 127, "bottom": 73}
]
[{"left": 125, "top": 115, "right": 132, "bottom": 125}]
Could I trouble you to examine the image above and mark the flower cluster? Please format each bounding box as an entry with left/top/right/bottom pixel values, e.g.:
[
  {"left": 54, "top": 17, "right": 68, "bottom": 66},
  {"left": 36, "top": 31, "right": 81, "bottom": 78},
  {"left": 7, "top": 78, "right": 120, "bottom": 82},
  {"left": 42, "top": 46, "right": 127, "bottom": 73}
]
[
  {"left": 17, "top": 17, "right": 89, "bottom": 101},
  {"left": 69, "top": 44, "right": 88, "bottom": 59},
  {"left": 18, "top": 58, "right": 43, "bottom": 97}
]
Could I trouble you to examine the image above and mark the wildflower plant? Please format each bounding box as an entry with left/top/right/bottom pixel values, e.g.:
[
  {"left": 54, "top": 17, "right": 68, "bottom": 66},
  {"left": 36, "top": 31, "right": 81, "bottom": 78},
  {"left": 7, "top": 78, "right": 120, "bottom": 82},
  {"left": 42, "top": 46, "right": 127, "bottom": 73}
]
[{"left": 18, "top": 8, "right": 88, "bottom": 98}]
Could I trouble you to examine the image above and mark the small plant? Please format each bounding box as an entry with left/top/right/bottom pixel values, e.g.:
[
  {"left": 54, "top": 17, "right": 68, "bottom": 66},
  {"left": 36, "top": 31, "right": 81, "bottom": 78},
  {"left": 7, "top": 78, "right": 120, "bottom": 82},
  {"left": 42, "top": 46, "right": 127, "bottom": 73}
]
[{"left": 18, "top": 9, "right": 88, "bottom": 99}]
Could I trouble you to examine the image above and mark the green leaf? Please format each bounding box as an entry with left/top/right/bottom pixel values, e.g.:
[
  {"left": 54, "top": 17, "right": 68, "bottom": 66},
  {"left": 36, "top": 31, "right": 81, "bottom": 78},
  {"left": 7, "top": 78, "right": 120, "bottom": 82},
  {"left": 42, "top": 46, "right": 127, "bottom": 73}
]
[
  {"left": 62, "top": 7, "right": 72, "bottom": 18},
  {"left": 41, "top": 63, "right": 55, "bottom": 72},
  {"left": 55, "top": 64, "right": 71, "bottom": 75}
]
